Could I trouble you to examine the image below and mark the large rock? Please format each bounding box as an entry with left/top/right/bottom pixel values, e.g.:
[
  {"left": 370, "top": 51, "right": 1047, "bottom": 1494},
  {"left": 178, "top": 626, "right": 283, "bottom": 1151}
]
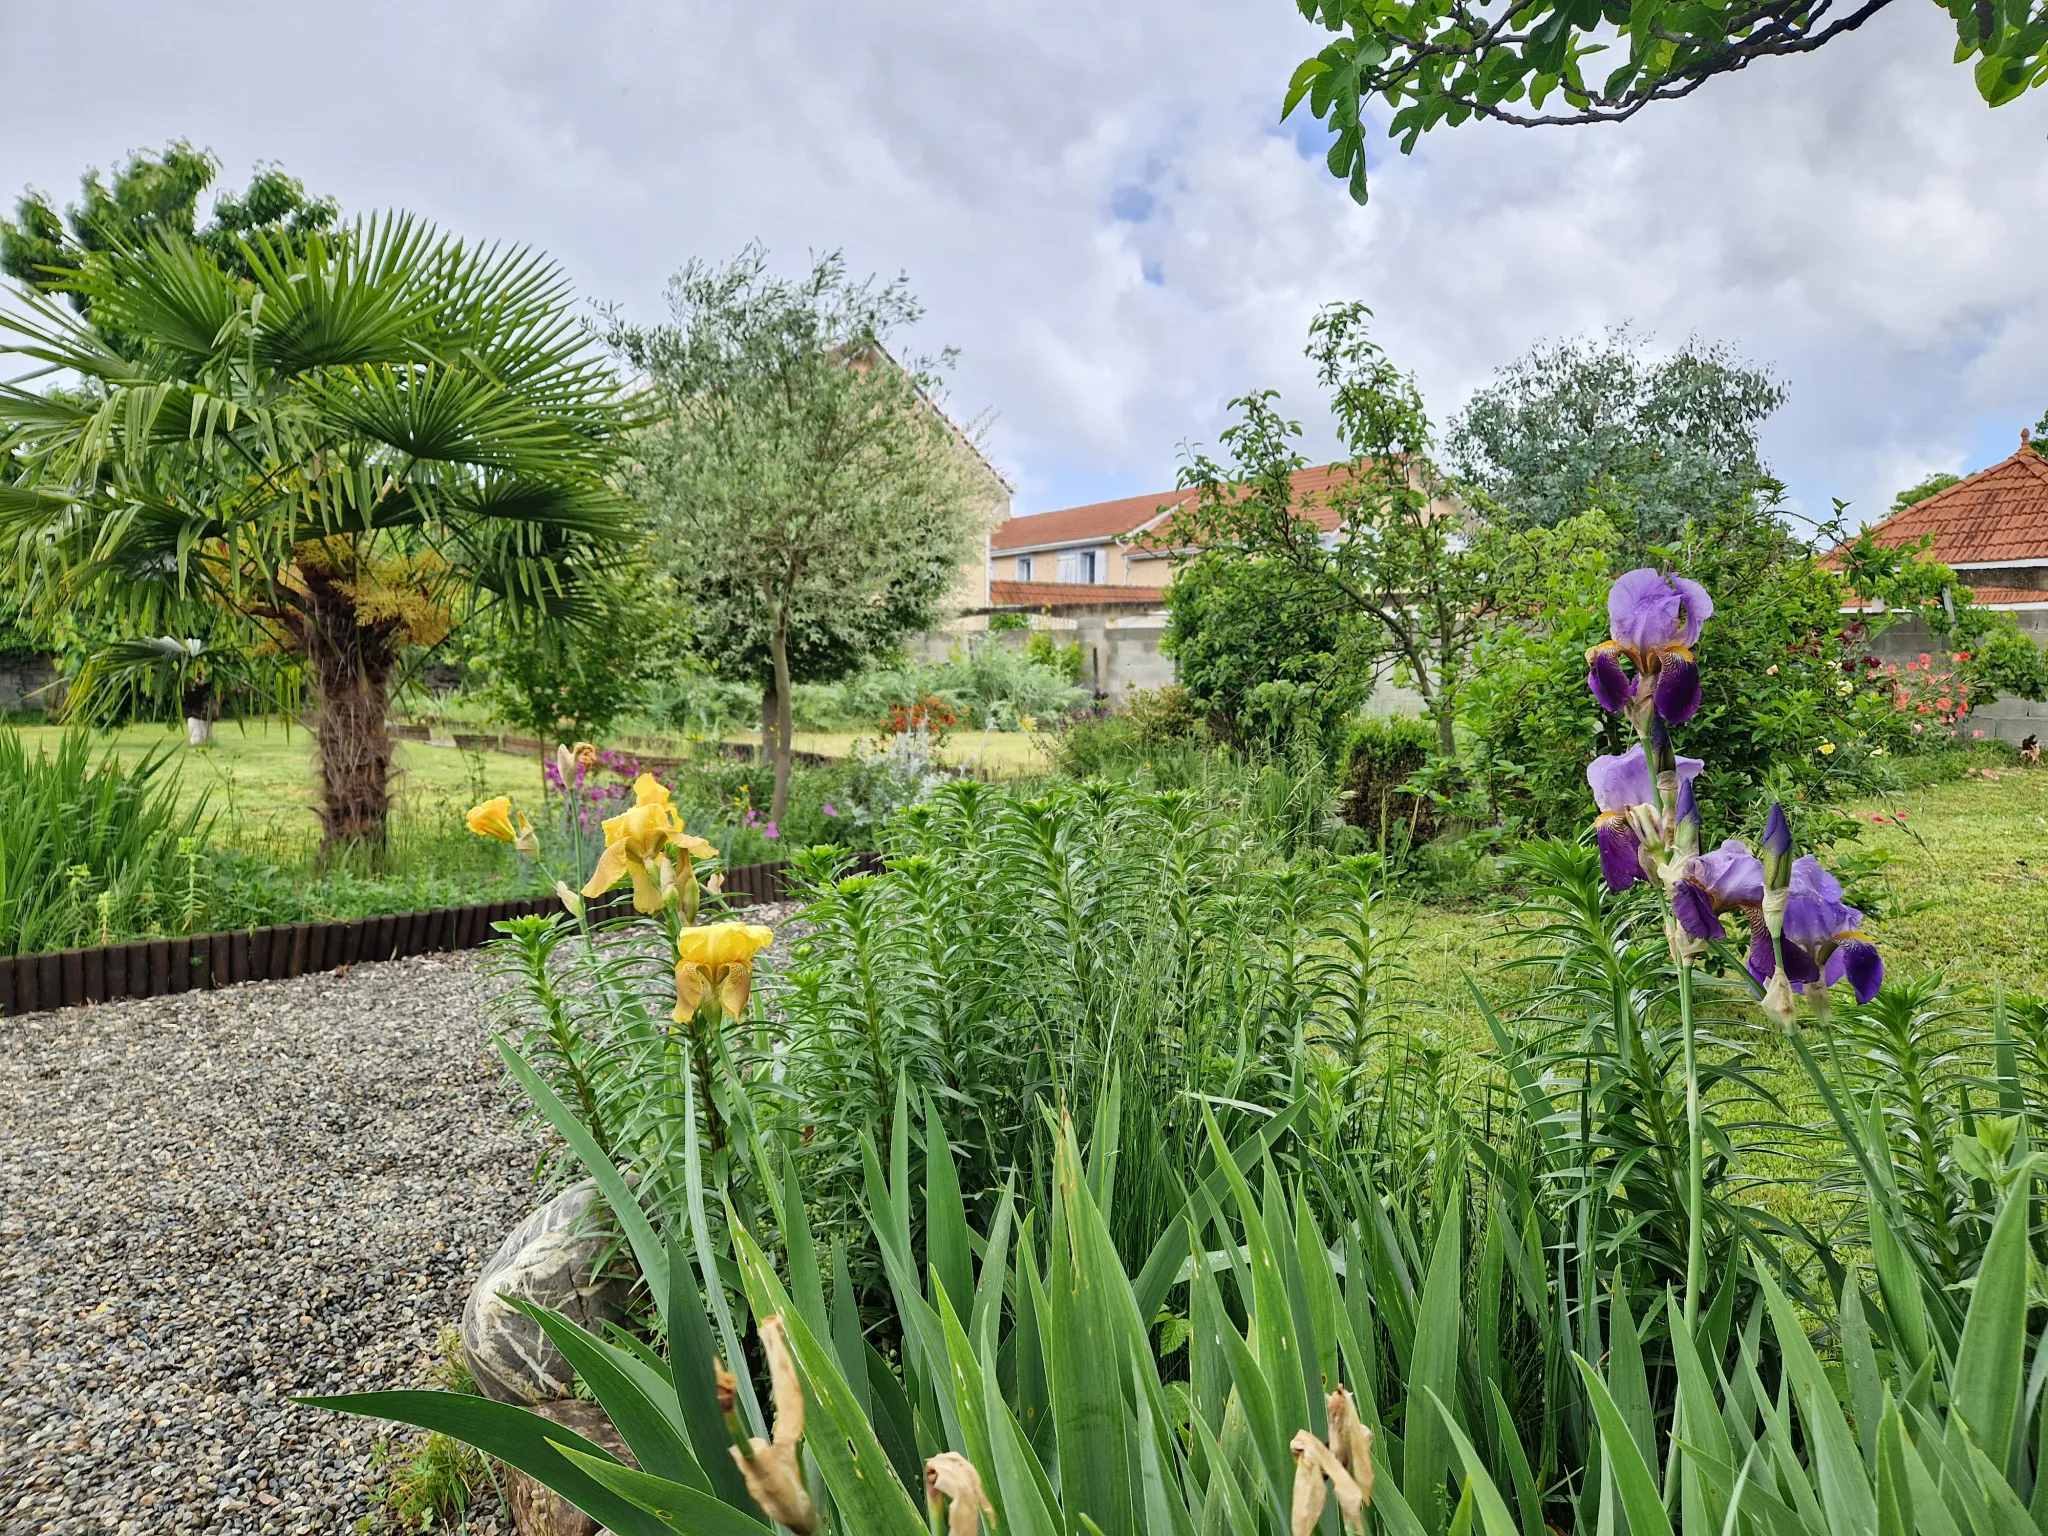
[
  {"left": 462, "top": 1179, "right": 632, "bottom": 1404},
  {"left": 506, "top": 1399, "right": 636, "bottom": 1536}
]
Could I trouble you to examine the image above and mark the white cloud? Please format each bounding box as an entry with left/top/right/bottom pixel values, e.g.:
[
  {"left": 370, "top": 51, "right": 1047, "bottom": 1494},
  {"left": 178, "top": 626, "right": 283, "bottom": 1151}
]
[{"left": 3, "top": 0, "right": 2044, "bottom": 523}]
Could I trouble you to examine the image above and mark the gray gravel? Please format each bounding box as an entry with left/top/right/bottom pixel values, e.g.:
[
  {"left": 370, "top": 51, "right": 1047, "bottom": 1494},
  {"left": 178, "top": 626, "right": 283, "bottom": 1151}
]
[{"left": 0, "top": 951, "right": 538, "bottom": 1535}]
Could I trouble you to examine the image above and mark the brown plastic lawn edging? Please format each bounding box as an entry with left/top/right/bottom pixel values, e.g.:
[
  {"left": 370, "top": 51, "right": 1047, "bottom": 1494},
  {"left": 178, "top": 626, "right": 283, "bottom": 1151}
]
[{"left": 0, "top": 853, "right": 863, "bottom": 1019}]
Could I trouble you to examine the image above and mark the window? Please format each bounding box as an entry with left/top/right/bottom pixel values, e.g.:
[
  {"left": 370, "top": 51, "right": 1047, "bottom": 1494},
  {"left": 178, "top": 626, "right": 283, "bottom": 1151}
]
[
  {"left": 1015, "top": 554, "right": 1034, "bottom": 581},
  {"left": 1056, "top": 548, "right": 1099, "bottom": 584}
]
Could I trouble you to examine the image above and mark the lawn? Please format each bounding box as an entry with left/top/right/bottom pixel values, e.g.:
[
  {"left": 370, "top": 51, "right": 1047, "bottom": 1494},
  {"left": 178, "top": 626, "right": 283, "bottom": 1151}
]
[
  {"left": 723, "top": 727, "right": 1051, "bottom": 776},
  {"left": 13, "top": 721, "right": 553, "bottom": 849}
]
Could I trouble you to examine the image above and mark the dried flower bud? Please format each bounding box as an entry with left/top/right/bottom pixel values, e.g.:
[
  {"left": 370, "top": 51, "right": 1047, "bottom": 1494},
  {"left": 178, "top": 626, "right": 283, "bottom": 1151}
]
[
  {"left": 554, "top": 881, "right": 584, "bottom": 919},
  {"left": 725, "top": 1320, "right": 819, "bottom": 1533},
  {"left": 573, "top": 740, "right": 600, "bottom": 771},
  {"left": 1325, "top": 1387, "right": 1375, "bottom": 1507},
  {"left": 926, "top": 1452, "right": 994, "bottom": 1536}
]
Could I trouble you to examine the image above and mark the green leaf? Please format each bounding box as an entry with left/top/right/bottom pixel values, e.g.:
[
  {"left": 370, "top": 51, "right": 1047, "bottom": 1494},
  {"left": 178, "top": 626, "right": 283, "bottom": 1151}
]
[
  {"left": 504, "top": 1297, "right": 707, "bottom": 1494},
  {"left": 729, "top": 1225, "right": 928, "bottom": 1536},
  {"left": 1569, "top": 1358, "right": 1675, "bottom": 1536},
  {"left": 924, "top": 1093, "right": 975, "bottom": 1319},
  {"left": 665, "top": 1238, "right": 754, "bottom": 1512},
  {"left": 1047, "top": 1128, "right": 1138, "bottom": 1536},
  {"left": 1424, "top": 1389, "right": 1530, "bottom": 1536},
  {"left": 1406, "top": 1202, "right": 1464, "bottom": 1536},
  {"left": 1951, "top": 1157, "right": 2042, "bottom": 1463},
  {"left": 553, "top": 1444, "right": 777, "bottom": 1536},
  {"left": 301, "top": 1390, "right": 688, "bottom": 1536},
  {"left": 1756, "top": 1264, "right": 1879, "bottom": 1533}
]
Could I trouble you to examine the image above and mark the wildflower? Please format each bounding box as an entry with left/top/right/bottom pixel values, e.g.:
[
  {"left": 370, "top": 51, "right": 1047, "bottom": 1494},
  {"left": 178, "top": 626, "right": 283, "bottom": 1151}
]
[
  {"left": 926, "top": 1453, "right": 995, "bottom": 1536},
  {"left": 821, "top": 801, "right": 837, "bottom": 818},
  {"left": 1586, "top": 568, "right": 1715, "bottom": 726},
  {"left": 674, "top": 920, "right": 775, "bottom": 1021},
  {"left": 1818, "top": 742, "right": 1836, "bottom": 756},
  {"left": 1587, "top": 742, "right": 1703, "bottom": 893},
  {"left": 723, "top": 1318, "right": 819, "bottom": 1534},
  {"left": 1766, "top": 664, "right": 1779, "bottom": 676},
  {"left": 1019, "top": 714, "right": 1038, "bottom": 732}
]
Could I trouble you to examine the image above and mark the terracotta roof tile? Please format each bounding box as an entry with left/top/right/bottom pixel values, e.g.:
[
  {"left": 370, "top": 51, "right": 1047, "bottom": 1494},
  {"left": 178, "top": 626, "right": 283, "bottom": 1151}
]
[
  {"left": 990, "top": 463, "right": 1370, "bottom": 552},
  {"left": 1854, "top": 444, "right": 2048, "bottom": 567},
  {"left": 987, "top": 580, "right": 1164, "bottom": 607},
  {"left": 1966, "top": 586, "right": 2048, "bottom": 607}
]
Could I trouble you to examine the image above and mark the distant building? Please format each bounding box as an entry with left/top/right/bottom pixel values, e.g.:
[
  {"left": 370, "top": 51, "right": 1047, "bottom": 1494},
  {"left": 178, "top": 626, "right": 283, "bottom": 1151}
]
[
  {"left": 1840, "top": 429, "right": 2048, "bottom": 744},
  {"left": 1847, "top": 432, "right": 2048, "bottom": 618}
]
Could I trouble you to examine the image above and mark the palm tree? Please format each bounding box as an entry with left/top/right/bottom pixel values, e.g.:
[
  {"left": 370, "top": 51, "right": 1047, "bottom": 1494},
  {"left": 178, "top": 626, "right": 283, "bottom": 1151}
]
[{"left": 0, "top": 216, "right": 636, "bottom": 850}]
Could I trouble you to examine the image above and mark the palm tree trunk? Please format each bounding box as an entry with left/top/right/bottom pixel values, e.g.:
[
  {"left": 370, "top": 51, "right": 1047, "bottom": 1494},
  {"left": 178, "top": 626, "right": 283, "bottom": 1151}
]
[{"left": 302, "top": 570, "right": 397, "bottom": 854}]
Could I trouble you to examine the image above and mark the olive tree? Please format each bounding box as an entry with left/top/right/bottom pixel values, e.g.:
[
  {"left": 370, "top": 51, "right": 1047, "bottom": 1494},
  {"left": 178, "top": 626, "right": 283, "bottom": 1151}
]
[{"left": 611, "top": 247, "right": 994, "bottom": 821}]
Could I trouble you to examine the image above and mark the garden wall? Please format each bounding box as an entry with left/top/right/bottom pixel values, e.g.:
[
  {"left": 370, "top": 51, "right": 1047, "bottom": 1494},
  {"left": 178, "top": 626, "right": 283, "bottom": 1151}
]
[
  {"left": 0, "top": 854, "right": 852, "bottom": 1018},
  {"left": 1861, "top": 610, "right": 2048, "bottom": 744}
]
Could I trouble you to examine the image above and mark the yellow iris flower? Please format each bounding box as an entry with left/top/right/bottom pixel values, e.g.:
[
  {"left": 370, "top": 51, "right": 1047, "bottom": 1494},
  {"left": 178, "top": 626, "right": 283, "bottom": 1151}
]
[
  {"left": 582, "top": 785, "right": 718, "bottom": 913},
  {"left": 467, "top": 796, "right": 517, "bottom": 841},
  {"left": 466, "top": 795, "right": 537, "bottom": 854},
  {"left": 674, "top": 920, "right": 774, "bottom": 1021}
]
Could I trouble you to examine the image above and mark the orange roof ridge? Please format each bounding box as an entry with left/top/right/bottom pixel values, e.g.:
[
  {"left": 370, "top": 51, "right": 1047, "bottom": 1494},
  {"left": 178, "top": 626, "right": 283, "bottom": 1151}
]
[{"left": 1849, "top": 437, "right": 2048, "bottom": 569}]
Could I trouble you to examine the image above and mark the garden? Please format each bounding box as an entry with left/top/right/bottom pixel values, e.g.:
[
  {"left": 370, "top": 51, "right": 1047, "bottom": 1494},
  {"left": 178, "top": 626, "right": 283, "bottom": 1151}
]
[{"left": 4, "top": 141, "right": 2048, "bottom": 1536}]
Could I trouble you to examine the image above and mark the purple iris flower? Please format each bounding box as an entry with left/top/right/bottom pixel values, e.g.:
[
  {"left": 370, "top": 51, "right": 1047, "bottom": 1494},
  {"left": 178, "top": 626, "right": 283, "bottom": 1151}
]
[
  {"left": 1587, "top": 744, "right": 1703, "bottom": 893},
  {"left": 1586, "top": 569, "right": 1715, "bottom": 725},
  {"left": 1745, "top": 855, "right": 1885, "bottom": 1003},
  {"left": 1672, "top": 839, "right": 1765, "bottom": 941}
]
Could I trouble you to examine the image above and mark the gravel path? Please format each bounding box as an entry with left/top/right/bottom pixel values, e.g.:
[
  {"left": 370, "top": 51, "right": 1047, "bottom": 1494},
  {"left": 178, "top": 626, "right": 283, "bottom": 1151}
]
[{"left": 0, "top": 952, "right": 538, "bottom": 1535}]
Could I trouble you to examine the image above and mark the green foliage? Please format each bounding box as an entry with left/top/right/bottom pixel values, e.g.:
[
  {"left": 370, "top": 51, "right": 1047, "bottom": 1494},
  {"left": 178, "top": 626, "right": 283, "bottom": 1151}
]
[
  {"left": 0, "top": 139, "right": 338, "bottom": 304},
  {"left": 1164, "top": 549, "right": 1371, "bottom": 747},
  {"left": 1890, "top": 469, "right": 1962, "bottom": 512},
  {"left": 0, "top": 727, "right": 214, "bottom": 955},
  {"left": 1170, "top": 303, "right": 1483, "bottom": 754},
  {"left": 1338, "top": 714, "right": 1438, "bottom": 848},
  {"left": 1283, "top": 0, "right": 2048, "bottom": 203},
  {"left": 610, "top": 245, "right": 995, "bottom": 820},
  {"left": 1445, "top": 327, "right": 1786, "bottom": 546},
  {"left": 0, "top": 214, "right": 638, "bottom": 847},
  {"left": 1464, "top": 505, "right": 1870, "bottom": 838},
  {"left": 791, "top": 636, "right": 1088, "bottom": 734},
  {"left": 473, "top": 579, "right": 690, "bottom": 741}
]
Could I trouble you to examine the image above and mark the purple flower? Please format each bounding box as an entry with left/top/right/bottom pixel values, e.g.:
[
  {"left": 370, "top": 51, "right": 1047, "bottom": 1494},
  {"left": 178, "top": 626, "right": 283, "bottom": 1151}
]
[
  {"left": 1586, "top": 568, "right": 1714, "bottom": 725},
  {"left": 1759, "top": 801, "right": 1792, "bottom": 892},
  {"left": 1671, "top": 839, "right": 1765, "bottom": 941},
  {"left": 1746, "top": 855, "right": 1884, "bottom": 1003},
  {"left": 821, "top": 802, "right": 838, "bottom": 818},
  {"left": 1587, "top": 744, "right": 1702, "bottom": 893}
]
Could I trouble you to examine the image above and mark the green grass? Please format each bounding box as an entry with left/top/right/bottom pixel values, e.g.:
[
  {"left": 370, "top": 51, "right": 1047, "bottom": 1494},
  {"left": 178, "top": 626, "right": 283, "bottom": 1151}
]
[{"left": 12, "top": 721, "right": 553, "bottom": 850}]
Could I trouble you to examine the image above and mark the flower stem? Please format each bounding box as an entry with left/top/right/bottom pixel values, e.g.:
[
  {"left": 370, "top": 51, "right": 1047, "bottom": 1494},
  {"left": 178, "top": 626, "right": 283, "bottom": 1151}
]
[{"left": 1679, "top": 958, "right": 1703, "bottom": 1334}]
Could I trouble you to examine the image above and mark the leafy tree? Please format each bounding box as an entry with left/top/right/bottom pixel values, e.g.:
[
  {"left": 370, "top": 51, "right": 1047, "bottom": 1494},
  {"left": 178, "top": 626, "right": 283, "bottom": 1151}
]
[
  {"left": 1445, "top": 327, "right": 1785, "bottom": 546},
  {"left": 0, "top": 219, "right": 634, "bottom": 850},
  {"left": 1283, "top": 0, "right": 2048, "bottom": 202},
  {"left": 1891, "top": 470, "right": 1963, "bottom": 512},
  {"left": 610, "top": 246, "right": 995, "bottom": 822},
  {"left": 1, "top": 139, "right": 337, "bottom": 304},
  {"left": 1169, "top": 301, "right": 1487, "bottom": 755},
  {"left": 1162, "top": 550, "right": 1374, "bottom": 748}
]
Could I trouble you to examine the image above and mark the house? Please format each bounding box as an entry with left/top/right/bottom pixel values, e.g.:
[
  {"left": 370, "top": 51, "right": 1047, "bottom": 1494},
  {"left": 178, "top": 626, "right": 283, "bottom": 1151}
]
[
  {"left": 1844, "top": 431, "right": 2048, "bottom": 629},
  {"left": 981, "top": 463, "right": 1443, "bottom": 609},
  {"left": 1842, "top": 429, "right": 2048, "bottom": 743}
]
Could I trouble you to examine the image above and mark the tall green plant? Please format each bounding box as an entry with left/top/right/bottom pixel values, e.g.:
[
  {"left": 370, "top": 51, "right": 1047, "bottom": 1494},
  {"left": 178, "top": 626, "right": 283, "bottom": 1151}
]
[{"left": 0, "top": 727, "right": 211, "bottom": 954}]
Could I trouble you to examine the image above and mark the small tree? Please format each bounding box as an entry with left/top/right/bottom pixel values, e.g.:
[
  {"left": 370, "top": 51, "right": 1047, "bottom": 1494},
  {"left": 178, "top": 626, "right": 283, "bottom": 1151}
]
[
  {"left": 611, "top": 247, "right": 994, "bottom": 821},
  {"left": 1168, "top": 302, "right": 1486, "bottom": 756}
]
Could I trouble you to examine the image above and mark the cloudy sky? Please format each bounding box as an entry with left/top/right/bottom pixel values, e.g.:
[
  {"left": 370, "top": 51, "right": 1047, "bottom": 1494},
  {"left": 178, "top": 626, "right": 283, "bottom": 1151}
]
[{"left": 4, "top": 0, "right": 2045, "bottom": 526}]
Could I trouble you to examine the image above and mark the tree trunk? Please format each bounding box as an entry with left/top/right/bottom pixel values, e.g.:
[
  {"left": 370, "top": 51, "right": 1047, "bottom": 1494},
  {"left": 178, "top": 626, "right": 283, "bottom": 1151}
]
[
  {"left": 768, "top": 616, "right": 794, "bottom": 825},
  {"left": 302, "top": 569, "right": 398, "bottom": 856},
  {"left": 760, "top": 676, "right": 779, "bottom": 767},
  {"left": 1431, "top": 692, "right": 1456, "bottom": 757}
]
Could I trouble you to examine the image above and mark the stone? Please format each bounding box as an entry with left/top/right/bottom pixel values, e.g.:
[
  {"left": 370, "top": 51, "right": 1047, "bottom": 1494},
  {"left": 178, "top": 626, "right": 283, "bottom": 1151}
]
[
  {"left": 462, "top": 1179, "right": 631, "bottom": 1404},
  {"left": 506, "top": 1399, "right": 635, "bottom": 1536}
]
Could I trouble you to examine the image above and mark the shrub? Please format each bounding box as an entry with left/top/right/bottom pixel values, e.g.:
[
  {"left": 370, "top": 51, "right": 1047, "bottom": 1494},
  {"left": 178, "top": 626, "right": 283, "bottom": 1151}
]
[
  {"left": 1162, "top": 549, "right": 1371, "bottom": 748},
  {"left": 1338, "top": 714, "right": 1438, "bottom": 845}
]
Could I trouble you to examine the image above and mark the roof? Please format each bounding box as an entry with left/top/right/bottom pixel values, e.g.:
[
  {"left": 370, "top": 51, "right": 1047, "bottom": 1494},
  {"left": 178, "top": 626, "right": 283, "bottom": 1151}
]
[
  {"left": 990, "top": 463, "right": 1375, "bottom": 552},
  {"left": 987, "top": 580, "right": 1164, "bottom": 608},
  {"left": 1963, "top": 586, "right": 2048, "bottom": 608},
  {"left": 1853, "top": 438, "right": 2048, "bottom": 567}
]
